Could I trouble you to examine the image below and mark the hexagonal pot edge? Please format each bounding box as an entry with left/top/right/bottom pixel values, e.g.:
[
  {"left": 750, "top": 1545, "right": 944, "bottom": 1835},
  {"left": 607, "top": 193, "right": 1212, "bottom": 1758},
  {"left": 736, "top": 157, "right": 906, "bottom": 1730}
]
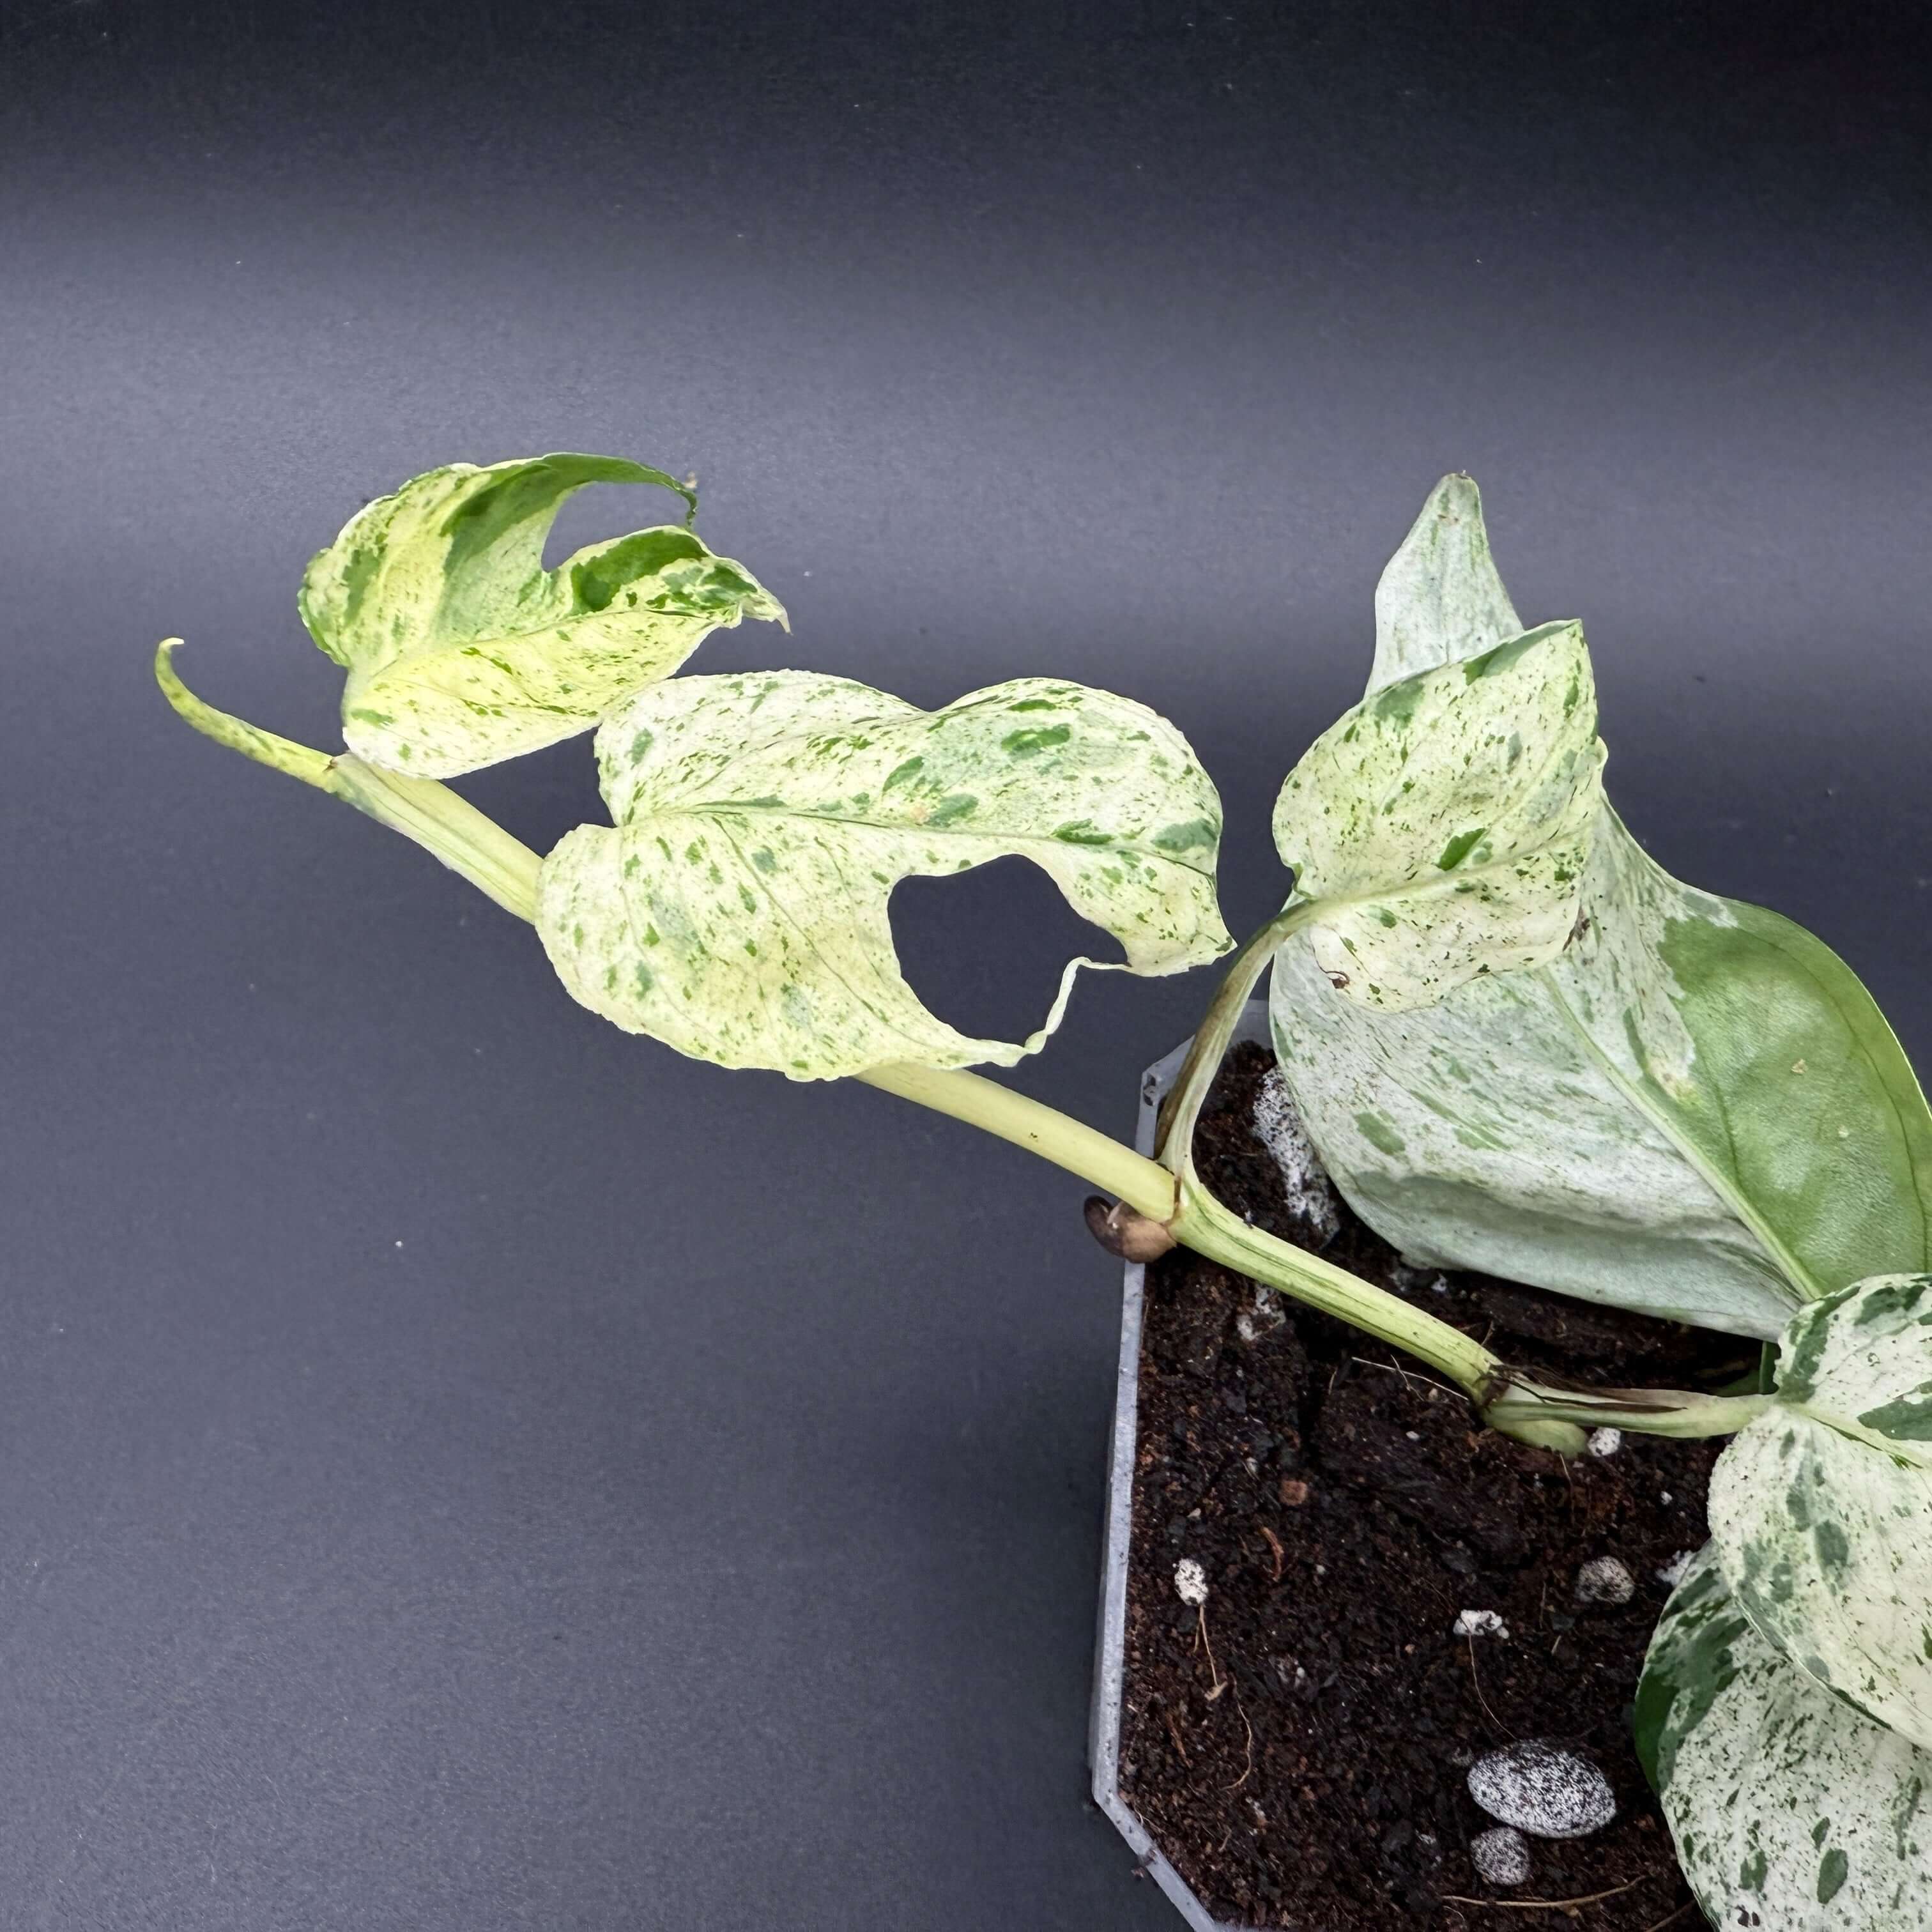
[{"left": 1089, "top": 999, "right": 1273, "bottom": 1932}]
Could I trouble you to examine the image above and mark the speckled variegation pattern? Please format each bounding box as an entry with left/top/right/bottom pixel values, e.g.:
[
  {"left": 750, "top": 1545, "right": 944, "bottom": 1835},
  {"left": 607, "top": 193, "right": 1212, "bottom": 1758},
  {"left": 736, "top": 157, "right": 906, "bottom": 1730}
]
[
  {"left": 1273, "top": 618, "right": 1604, "bottom": 1012},
  {"left": 1268, "top": 474, "right": 1932, "bottom": 1339},
  {"left": 1365, "top": 472, "right": 1524, "bottom": 697},
  {"left": 535, "top": 670, "right": 1232, "bottom": 1078},
  {"left": 299, "top": 454, "right": 785, "bottom": 778},
  {"left": 1710, "top": 1275, "right": 1932, "bottom": 1751},
  {"left": 1637, "top": 1544, "right": 1932, "bottom": 1931}
]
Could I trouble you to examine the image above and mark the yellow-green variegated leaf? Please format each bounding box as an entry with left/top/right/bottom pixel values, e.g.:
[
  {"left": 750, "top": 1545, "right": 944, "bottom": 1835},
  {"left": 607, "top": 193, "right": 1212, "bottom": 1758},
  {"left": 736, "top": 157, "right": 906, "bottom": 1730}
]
[
  {"left": 1268, "top": 476, "right": 1932, "bottom": 1339},
  {"left": 1710, "top": 1275, "right": 1932, "bottom": 1749},
  {"left": 300, "top": 453, "right": 786, "bottom": 778},
  {"left": 1636, "top": 1543, "right": 1932, "bottom": 1931},
  {"left": 1271, "top": 620, "right": 1605, "bottom": 1012},
  {"left": 535, "top": 671, "right": 1232, "bottom": 1078}
]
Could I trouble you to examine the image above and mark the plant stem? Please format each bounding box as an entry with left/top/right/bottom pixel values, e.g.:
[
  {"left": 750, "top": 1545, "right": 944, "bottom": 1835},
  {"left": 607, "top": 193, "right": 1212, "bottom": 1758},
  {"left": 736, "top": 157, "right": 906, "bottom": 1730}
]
[
  {"left": 854, "top": 1062, "right": 1179, "bottom": 1220},
  {"left": 1167, "top": 1170, "right": 1496, "bottom": 1392},
  {"left": 1483, "top": 1383, "right": 1773, "bottom": 1441},
  {"left": 1154, "top": 899, "right": 1314, "bottom": 1171},
  {"left": 856, "top": 1061, "right": 1584, "bottom": 1452},
  {"left": 157, "top": 642, "right": 542, "bottom": 919},
  {"left": 166, "top": 670, "right": 1742, "bottom": 1459}
]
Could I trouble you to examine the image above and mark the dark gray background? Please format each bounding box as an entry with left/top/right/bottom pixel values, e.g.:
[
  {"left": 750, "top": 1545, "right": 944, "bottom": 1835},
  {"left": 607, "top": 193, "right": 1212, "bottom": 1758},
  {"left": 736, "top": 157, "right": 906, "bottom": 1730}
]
[{"left": 2, "top": 3, "right": 1927, "bottom": 1925}]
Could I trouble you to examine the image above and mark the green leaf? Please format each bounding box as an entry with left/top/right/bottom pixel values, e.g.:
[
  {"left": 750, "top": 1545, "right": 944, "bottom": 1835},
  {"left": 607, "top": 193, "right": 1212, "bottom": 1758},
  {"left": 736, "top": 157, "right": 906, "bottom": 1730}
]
[
  {"left": 1271, "top": 618, "right": 1604, "bottom": 1011},
  {"left": 1710, "top": 1274, "right": 1932, "bottom": 1749},
  {"left": 1637, "top": 1544, "right": 1932, "bottom": 1931},
  {"left": 1268, "top": 476, "right": 1932, "bottom": 1337},
  {"left": 535, "top": 671, "right": 1232, "bottom": 1078},
  {"left": 300, "top": 453, "right": 786, "bottom": 778}
]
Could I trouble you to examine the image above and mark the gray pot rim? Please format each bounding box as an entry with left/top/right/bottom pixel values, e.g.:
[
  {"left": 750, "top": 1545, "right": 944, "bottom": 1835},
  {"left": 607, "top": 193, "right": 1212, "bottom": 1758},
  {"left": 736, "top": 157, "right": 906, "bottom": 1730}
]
[{"left": 1089, "top": 999, "right": 1273, "bottom": 1932}]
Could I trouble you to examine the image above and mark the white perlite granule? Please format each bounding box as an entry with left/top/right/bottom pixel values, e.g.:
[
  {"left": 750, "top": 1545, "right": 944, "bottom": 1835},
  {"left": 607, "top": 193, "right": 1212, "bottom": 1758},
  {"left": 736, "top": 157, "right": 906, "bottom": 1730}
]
[
  {"left": 1655, "top": 1549, "right": 1698, "bottom": 1588},
  {"left": 1235, "top": 1286, "right": 1288, "bottom": 1343},
  {"left": 1453, "top": 1609, "right": 1509, "bottom": 1639},
  {"left": 1586, "top": 1427, "right": 1623, "bottom": 1457},
  {"left": 1575, "top": 1556, "right": 1636, "bottom": 1605},
  {"left": 1468, "top": 1742, "right": 1616, "bottom": 1839},
  {"left": 1174, "top": 1558, "right": 1209, "bottom": 1607},
  {"left": 1469, "top": 1825, "right": 1531, "bottom": 1887},
  {"left": 1250, "top": 1067, "right": 1342, "bottom": 1240}
]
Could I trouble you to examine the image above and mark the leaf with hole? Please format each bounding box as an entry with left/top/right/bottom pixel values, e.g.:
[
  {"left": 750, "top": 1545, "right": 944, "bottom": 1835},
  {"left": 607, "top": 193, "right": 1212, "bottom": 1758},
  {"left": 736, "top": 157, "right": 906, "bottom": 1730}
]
[{"left": 535, "top": 670, "right": 1232, "bottom": 1078}]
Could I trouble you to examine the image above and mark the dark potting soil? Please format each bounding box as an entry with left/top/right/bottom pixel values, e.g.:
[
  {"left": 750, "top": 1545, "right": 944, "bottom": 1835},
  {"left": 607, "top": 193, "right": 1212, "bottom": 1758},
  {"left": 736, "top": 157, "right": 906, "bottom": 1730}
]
[{"left": 1118, "top": 1043, "right": 1758, "bottom": 1931}]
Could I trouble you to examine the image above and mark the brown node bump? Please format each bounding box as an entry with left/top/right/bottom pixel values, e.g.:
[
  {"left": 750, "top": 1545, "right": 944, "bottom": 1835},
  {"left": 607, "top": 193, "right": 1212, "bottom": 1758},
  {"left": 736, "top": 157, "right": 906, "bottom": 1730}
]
[{"left": 1083, "top": 1195, "right": 1177, "bottom": 1262}]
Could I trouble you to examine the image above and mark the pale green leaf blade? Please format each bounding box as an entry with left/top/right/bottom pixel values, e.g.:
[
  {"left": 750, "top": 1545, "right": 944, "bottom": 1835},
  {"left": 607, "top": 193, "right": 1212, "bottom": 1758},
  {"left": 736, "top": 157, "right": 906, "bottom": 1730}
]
[
  {"left": 1272, "top": 620, "right": 1606, "bottom": 1013},
  {"left": 1268, "top": 479, "right": 1932, "bottom": 1334},
  {"left": 534, "top": 671, "right": 1232, "bottom": 1078},
  {"left": 1710, "top": 1274, "right": 1932, "bottom": 1748},
  {"left": 1269, "top": 907, "right": 1801, "bottom": 1336},
  {"left": 1367, "top": 472, "right": 1523, "bottom": 694},
  {"left": 300, "top": 453, "right": 786, "bottom": 778},
  {"left": 1636, "top": 1543, "right": 1932, "bottom": 1931},
  {"left": 1588, "top": 880, "right": 1932, "bottom": 1308}
]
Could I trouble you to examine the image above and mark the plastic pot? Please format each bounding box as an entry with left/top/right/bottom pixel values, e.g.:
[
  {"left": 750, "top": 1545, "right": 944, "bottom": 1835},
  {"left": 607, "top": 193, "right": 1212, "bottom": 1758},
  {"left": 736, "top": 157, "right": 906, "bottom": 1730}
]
[{"left": 1089, "top": 1000, "right": 1273, "bottom": 1932}]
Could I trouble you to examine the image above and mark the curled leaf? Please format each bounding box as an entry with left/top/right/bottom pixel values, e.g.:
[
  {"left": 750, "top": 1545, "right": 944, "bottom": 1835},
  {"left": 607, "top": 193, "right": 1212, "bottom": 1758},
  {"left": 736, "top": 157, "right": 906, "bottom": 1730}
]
[
  {"left": 1637, "top": 1543, "right": 1932, "bottom": 1931},
  {"left": 1269, "top": 475, "right": 1932, "bottom": 1338},
  {"left": 535, "top": 670, "right": 1231, "bottom": 1078},
  {"left": 301, "top": 453, "right": 785, "bottom": 778},
  {"left": 1367, "top": 473, "right": 1523, "bottom": 696},
  {"left": 1272, "top": 619, "right": 1606, "bottom": 1011},
  {"left": 1710, "top": 1273, "right": 1932, "bottom": 1749}
]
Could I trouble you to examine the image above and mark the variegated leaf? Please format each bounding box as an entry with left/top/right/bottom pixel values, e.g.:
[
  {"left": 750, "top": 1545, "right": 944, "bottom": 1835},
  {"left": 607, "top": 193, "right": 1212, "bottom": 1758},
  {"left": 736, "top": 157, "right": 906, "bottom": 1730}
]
[
  {"left": 1269, "top": 476, "right": 1932, "bottom": 1338},
  {"left": 301, "top": 453, "right": 785, "bottom": 778},
  {"left": 1365, "top": 472, "right": 1524, "bottom": 696},
  {"left": 535, "top": 671, "right": 1232, "bottom": 1078},
  {"left": 1272, "top": 618, "right": 1604, "bottom": 1011},
  {"left": 1710, "top": 1275, "right": 1932, "bottom": 1748},
  {"left": 1637, "top": 1543, "right": 1932, "bottom": 1932}
]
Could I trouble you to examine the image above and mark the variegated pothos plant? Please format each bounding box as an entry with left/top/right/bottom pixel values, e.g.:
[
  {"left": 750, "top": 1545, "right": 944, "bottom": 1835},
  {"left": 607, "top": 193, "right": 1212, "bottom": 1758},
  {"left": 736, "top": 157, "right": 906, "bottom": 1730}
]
[{"left": 159, "top": 454, "right": 1932, "bottom": 1929}]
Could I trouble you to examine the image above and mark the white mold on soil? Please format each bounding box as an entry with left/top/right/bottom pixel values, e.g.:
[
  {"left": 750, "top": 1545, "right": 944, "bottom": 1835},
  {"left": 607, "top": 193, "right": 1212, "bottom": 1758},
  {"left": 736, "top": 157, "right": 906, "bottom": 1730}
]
[
  {"left": 1250, "top": 1065, "right": 1342, "bottom": 1242},
  {"left": 1655, "top": 1548, "right": 1699, "bottom": 1588}
]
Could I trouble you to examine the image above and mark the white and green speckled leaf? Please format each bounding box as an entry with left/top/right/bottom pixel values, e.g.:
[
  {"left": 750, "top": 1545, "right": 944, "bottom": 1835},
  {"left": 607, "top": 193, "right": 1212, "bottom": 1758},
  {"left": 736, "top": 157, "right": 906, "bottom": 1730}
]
[
  {"left": 1268, "top": 477, "right": 1932, "bottom": 1338},
  {"left": 1365, "top": 473, "right": 1524, "bottom": 697},
  {"left": 1709, "top": 1275, "right": 1932, "bottom": 1749},
  {"left": 534, "top": 670, "right": 1232, "bottom": 1078},
  {"left": 1271, "top": 618, "right": 1604, "bottom": 1012},
  {"left": 301, "top": 453, "right": 786, "bottom": 778},
  {"left": 1636, "top": 1543, "right": 1932, "bottom": 1931}
]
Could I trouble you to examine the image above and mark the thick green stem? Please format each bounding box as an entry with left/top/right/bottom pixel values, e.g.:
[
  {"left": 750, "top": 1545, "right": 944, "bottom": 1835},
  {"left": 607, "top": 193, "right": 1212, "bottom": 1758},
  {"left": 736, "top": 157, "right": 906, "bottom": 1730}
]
[
  {"left": 1169, "top": 1170, "right": 1499, "bottom": 1395},
  {"left": 857, "top": 1064, "right": 1584, "bottom": 1452},
  {"left": 327, "top": 758, "right": 542, "bottom": 921},
  {"left": 1485, "top": 1383, "right": 1773, "bottom": 1441},
  {"left": 1155, "top": 899, "right": 1314, "bottom": 1171},
  {"left": 855, "top": 1062, "right": 1178, "bottom": 1220},
  {"left": 157, "top": 641, "right": 542, "bottom": 919},
  {"left": 164, "top": 657, "right": 1735, "bottom": 1460}
]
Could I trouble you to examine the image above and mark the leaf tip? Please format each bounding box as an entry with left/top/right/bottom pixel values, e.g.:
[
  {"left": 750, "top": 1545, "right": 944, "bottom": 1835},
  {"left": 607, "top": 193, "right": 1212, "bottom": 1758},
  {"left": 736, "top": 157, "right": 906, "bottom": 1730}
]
[{"left": 154, "top": 636, "right": 190, "bottom": 705}]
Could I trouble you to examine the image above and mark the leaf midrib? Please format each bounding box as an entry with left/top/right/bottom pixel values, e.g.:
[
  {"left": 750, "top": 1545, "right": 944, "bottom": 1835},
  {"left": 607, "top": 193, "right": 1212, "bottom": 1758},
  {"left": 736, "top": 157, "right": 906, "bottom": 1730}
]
[
  {"left": 617, "top": 797, "right": 1223, "bottom": 882},
  {"left": 1537, "top": 962, "right": 1821, "bottom": 1306}
]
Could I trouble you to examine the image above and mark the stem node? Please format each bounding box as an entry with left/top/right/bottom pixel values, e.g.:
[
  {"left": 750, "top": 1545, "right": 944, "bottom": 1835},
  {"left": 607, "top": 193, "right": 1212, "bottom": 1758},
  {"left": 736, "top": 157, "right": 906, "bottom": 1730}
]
[{"left": 1083, "top": 1195, "right": 1177, "bottom": 1262}]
